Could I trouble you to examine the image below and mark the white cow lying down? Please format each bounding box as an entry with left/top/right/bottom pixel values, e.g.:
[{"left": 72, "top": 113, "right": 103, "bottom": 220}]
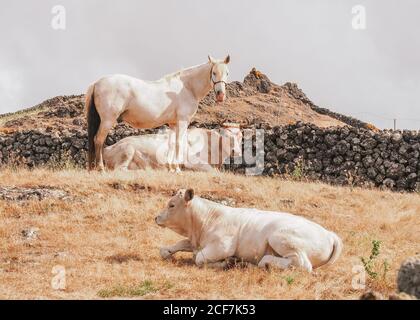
[
  {"left": 103, "top": 125, "right": 242, "bottom": 171},
  {"left": 155, "top": 189, "right": 343, "bottom": 272}
]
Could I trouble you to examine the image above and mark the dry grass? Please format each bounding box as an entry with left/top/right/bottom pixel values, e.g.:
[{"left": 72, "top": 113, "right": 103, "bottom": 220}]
[{"left": 0, "top": 168, "right": 418, "bottom": 300}]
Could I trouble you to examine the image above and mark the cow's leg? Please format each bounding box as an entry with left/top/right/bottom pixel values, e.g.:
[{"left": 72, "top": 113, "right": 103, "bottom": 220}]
[
  {"left": 258, "top": 252, "right": 312, "bottom": 272},
  {"left": 174, "top": 120, "right": 188, "bottom": 173},
  {"left": 131, "top": 151, "right": 149, "bottom": 169},
  {"left": 114, "top": 146, "right": 135, "bottom": 171},
  {"left": 94, "top": 120, "right": 114, "bottom": 171},
  {"left": 195, "top": 242, "right": 234, "bottom": 269},
  {"left": 267, "top": 235, "right": 313, "bottom": 272},
  {"left": 258, "top": 255, "right": 293, "bottom": 269},
  {"left": 160, "top": 239, "right": 193, "bottom": 260},
  {"left": 167, "top": 126, "right": 176, "bottom": 172}
]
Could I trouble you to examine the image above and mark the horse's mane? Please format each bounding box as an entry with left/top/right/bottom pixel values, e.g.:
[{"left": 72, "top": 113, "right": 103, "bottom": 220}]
[{"left": 161, "top": 62, "right": 210, "bottom": 81}]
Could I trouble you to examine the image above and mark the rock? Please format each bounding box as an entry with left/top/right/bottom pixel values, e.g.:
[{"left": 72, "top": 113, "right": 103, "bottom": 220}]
[
  {"left": 45, "top": 138, "right": 53, "bottom": 146},
  {"left": 362, "top": 155, "right": 375, "bottom": 168},
  {"left": 72, "top": 118, "right": 84, "bottom": 126},
  {"left": 367, "top": 167, "right": 377, "bottom": 179},
  {"left": 388, "top": 292, "right": 416, "bottom": 300},
  {"left": 0, "top": 186, "right": 71, "bottom": 201},
  {"left": 386, "top": 163, "right": 405, "bottom": 179},
  {"left": 21, "top": 227, "right": 39, "bottom": 240},
  {"left": 397, "top": 255, "right": 420, "bottom": 299},
  {"left": 375, "top": 174, "right": 385, "bottom": 183},
  {"left": 383, "top": 178, "right": 395, "bottom": 189},
  {"left": 325, "top": 134, "right": 337, "bottom": 146},
  {"left": 360, "top": 291, "right": 384, "bottom": 300},
  {"left": 391, "top": 132, "right": 403, "bottom": 143},
  {"left": 360, "top": 138, "right": 377, "bottom": 149},
  {"left": 243, "top": 68, "right": 272, "bottom": 94},
  {"left": 72, "top": 138, "right": 85, "bottom": 149},
  {"left": 407, "top": 173, "right": 417, "bottom": 181},
  {"left": 332, "top": 156, "right": 344, "bottom": 165}
]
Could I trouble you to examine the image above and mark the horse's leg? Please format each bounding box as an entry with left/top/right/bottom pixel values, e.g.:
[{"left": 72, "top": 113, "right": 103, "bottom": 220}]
[
  {"left": 94, "top": 120, "right": 114, "bottom": 171},
  {"left": 175, "top": 120, "right": 188, "bottom": 173}
]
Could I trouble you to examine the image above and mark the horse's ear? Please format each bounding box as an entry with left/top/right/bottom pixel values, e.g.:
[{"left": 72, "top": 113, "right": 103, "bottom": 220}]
[
  {"left": 224, "top": 55, "right": 231, "bottom": 64},
  {"left": 208, "top": 55, "right": 216, "bottom": 64}
]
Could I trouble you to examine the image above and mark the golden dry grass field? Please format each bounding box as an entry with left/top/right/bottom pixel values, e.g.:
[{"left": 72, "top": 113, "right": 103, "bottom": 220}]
[{"left": 0, "top": 168, "right": 419, "bottom": 299}]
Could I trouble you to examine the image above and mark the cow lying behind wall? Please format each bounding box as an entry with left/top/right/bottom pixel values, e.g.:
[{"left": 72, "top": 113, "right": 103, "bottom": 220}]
[{"left": 103, "top": 124, "right": 243, "bottom": 171}]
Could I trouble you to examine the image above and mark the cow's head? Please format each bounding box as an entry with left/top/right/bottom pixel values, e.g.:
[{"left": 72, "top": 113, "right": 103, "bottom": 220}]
[
  {"left": 221, "top": 123, "right": 243, "bottom": 158},
  {"left": 155, "top": 189, "right": 194, "bottom": 230}
]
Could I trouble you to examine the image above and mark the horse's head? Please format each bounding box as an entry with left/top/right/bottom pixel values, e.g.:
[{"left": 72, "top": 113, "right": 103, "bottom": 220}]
[{"left": 208, "top": 55, "right": 230, "bottom": 103}]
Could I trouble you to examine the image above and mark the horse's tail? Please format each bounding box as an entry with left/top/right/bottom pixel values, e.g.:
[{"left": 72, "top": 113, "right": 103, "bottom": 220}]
[
  {"left": 325, "top": 232, "right": 343, "bottom": 266},
  {"left": 86, "top": 84, "right": 100, "bottom": 170}
]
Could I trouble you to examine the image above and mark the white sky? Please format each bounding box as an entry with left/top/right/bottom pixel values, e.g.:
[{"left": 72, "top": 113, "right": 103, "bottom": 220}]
[{"left": 0, "top": 0, "right": 419, "bottom": 129}]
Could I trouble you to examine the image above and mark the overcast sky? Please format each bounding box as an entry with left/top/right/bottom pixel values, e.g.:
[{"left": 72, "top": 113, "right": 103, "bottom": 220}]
[{"left": 0, "top": 0, "right": 419, "bottom": 129}]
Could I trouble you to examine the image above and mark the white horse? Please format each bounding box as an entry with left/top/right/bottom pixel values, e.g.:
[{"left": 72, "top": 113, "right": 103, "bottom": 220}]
[{"left": 85, "top": 55, "right": 231, "bottom": 171}]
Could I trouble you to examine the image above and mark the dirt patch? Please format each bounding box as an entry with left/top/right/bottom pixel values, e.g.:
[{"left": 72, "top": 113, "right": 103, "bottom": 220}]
[
  {"left": 108, "top": 182, "right": 153, "bottom": 192},
  {"left": 105, "top": 253, "right": 143, "bottom": 264},
  {"left": 0, "top": 186, "right": 71, "bottom": 201},
  {"left": 201, "top": 194, "right": 237, "bottom": 206}
]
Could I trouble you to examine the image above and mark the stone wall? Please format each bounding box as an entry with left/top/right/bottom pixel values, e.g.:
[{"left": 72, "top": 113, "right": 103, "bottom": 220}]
[
  {"left": 260, "top": 123, "right": 420, "bottom": 191},
  {"left": 1, "top": 122, "right": 419, "bottom": 192},
  {"left": 0, "top": 125, "right": 159, "bottom": 168}
]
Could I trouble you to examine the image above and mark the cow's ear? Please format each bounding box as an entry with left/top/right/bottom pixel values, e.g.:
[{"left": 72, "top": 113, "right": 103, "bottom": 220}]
[{"left": 184, "top": 189, "right": 194, "bottom": 202}]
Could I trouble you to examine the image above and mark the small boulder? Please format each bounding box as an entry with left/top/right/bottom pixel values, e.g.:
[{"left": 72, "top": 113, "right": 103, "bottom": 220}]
[
  {"left": 21, "top": 227, "right": 39, "bottom": 240},
  {"left": 397, "top": 255, "right": 420, "bottom": 299},
  {"left": 360, "top": 291, "right": 384, "bottom": 300}
]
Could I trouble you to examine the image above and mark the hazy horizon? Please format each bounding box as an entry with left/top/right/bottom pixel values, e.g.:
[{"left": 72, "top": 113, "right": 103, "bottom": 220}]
[{"left": 0, "top": 0, "right": 419, "bottom": 129}]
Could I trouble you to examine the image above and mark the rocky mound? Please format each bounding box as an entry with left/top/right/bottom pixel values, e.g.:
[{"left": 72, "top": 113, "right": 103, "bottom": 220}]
[{"left": 0, "top": 69, "right": 355, "bottom": 135}]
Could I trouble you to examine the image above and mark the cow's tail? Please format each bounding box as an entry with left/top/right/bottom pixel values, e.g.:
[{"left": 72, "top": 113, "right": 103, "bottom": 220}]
[
  {"left": 325, "top": 232, "right": 343, "bottom": 266},
  {"left": 86, "top": 84, "right": 100, "bottom": 170}
]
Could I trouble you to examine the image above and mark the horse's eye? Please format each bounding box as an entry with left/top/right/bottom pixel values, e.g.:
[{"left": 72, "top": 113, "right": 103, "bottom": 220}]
[
  {"left": 213, "top": 72, "right": 216, "bottom": 76},
  {"left": 169, "top": 204, "right": 175, "bottom": 208}
]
